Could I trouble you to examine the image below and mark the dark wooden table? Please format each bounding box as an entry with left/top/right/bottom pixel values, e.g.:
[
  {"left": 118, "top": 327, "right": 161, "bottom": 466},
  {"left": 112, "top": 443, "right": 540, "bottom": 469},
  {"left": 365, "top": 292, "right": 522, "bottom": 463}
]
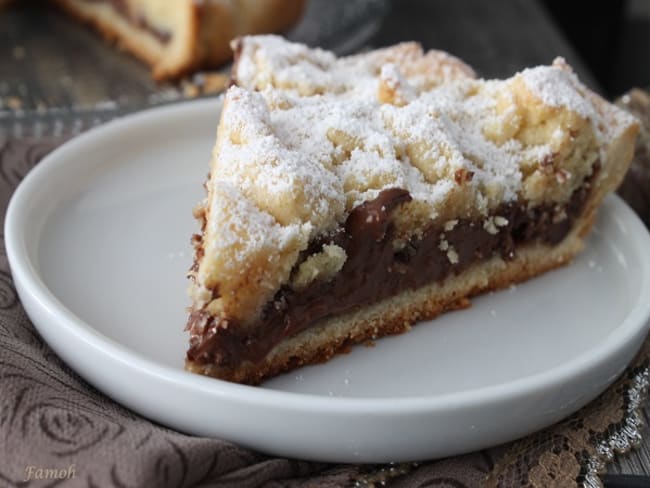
[{"left": 2, "top": 0, "right": 649, "bottom": 481}]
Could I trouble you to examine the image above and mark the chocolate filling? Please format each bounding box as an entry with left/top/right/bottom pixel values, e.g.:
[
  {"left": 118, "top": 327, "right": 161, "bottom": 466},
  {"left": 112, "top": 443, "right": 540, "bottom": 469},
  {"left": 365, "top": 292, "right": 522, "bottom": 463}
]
[
  {"left": 83, "top": 0, "right": 172, "bottom": 44},
  {"left": 187, "top": 175, "right": 594, "bottom": 367}
]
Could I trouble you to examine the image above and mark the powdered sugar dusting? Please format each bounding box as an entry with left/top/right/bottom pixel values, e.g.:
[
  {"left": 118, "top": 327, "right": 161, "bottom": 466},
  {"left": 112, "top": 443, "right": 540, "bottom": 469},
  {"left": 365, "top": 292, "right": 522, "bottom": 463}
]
[
  {"left": 233, "top": 35, "right": 475, "bottom": 100},
  {"left": 379, "top": 63, "right": 417, "bottom": 105},
  {"left": 234, "top": 35, "right": 357, "bottom": 96},
  {"left": 519, "top": 57, "right": 596, "bottom": 120},
  {"left": 196, "top": 180, "right": 312, "bottom": 318},
  {"left": 217, "top": 40, "right": 635, "bottom": 243},
  {"left": 214, "top": 87, "right": 344, "bottom": 231},
  {"left": 205, "top": 183, "right": 302, "bottom": 268}
]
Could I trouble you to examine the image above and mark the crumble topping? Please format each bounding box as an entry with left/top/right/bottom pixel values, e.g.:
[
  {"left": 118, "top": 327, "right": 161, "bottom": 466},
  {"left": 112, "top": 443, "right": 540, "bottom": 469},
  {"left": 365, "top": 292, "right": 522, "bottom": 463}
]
[
  {"left": 519, "top": 59, "right": 599, "bottom": 121},
  {"left": 232, "top": 35, "right": 476, "bottom": 97},
  {"left": 190, "top": 36, "right": 639, "bottom": 323},
  {"left": 291, "top": 244, "right": 347, "bottom": 290}
]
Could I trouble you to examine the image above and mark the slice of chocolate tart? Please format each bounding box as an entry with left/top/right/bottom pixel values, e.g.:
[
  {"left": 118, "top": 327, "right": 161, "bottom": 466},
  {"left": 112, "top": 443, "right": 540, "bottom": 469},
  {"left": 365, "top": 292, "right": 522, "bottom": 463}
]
[
  {"left": 186, "top": 36, "right": 638, "bottom": 384},
  {"left": 50, "top": 1, "right": 304, "bottom": 80}
]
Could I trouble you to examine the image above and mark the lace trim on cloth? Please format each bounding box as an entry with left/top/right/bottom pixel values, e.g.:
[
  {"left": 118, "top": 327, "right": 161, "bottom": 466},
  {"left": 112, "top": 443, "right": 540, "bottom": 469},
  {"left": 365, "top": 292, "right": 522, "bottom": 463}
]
[
  {"left": 346, "top": 340, "right": 650, "bottom": 488},
  {"left": 485, "top": 341, "right": 650, "bottom": 488}
]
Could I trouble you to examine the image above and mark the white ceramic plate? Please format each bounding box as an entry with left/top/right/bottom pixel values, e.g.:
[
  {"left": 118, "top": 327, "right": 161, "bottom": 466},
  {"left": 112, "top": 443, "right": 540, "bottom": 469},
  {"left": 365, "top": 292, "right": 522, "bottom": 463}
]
[{"left": 6, "top": 99, "right": 650, "bottom": 463}]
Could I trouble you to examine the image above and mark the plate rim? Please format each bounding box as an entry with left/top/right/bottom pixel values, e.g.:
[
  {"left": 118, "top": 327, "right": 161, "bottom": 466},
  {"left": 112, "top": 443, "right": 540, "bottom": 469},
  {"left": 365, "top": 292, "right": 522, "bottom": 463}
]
[{"left": 6, "top": 98, "right": 650, "bottom": 415}]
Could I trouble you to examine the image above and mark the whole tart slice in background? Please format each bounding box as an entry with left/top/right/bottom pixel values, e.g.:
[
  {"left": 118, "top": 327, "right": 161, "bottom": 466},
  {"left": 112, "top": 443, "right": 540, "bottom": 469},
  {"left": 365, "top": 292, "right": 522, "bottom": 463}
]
[
  {"left": 49, "top": 0, "right": 305, "bottom": 80},
  {"left": 186, "top": 36, "right": 639, "bottom": 385}
]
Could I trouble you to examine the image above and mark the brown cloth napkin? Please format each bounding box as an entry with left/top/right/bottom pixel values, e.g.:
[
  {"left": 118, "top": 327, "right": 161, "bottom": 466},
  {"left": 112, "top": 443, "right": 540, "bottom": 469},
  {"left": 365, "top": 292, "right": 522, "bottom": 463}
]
[{"left": 1, "top": 90, "right": 650, "bottom": 487}]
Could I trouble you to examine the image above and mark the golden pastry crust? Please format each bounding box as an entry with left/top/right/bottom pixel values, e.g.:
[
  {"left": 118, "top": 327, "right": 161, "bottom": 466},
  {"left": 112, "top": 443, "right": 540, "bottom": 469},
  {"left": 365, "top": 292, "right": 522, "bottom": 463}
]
[{"left": 50, "top": 0, "right": 305, "bottom": 80}]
